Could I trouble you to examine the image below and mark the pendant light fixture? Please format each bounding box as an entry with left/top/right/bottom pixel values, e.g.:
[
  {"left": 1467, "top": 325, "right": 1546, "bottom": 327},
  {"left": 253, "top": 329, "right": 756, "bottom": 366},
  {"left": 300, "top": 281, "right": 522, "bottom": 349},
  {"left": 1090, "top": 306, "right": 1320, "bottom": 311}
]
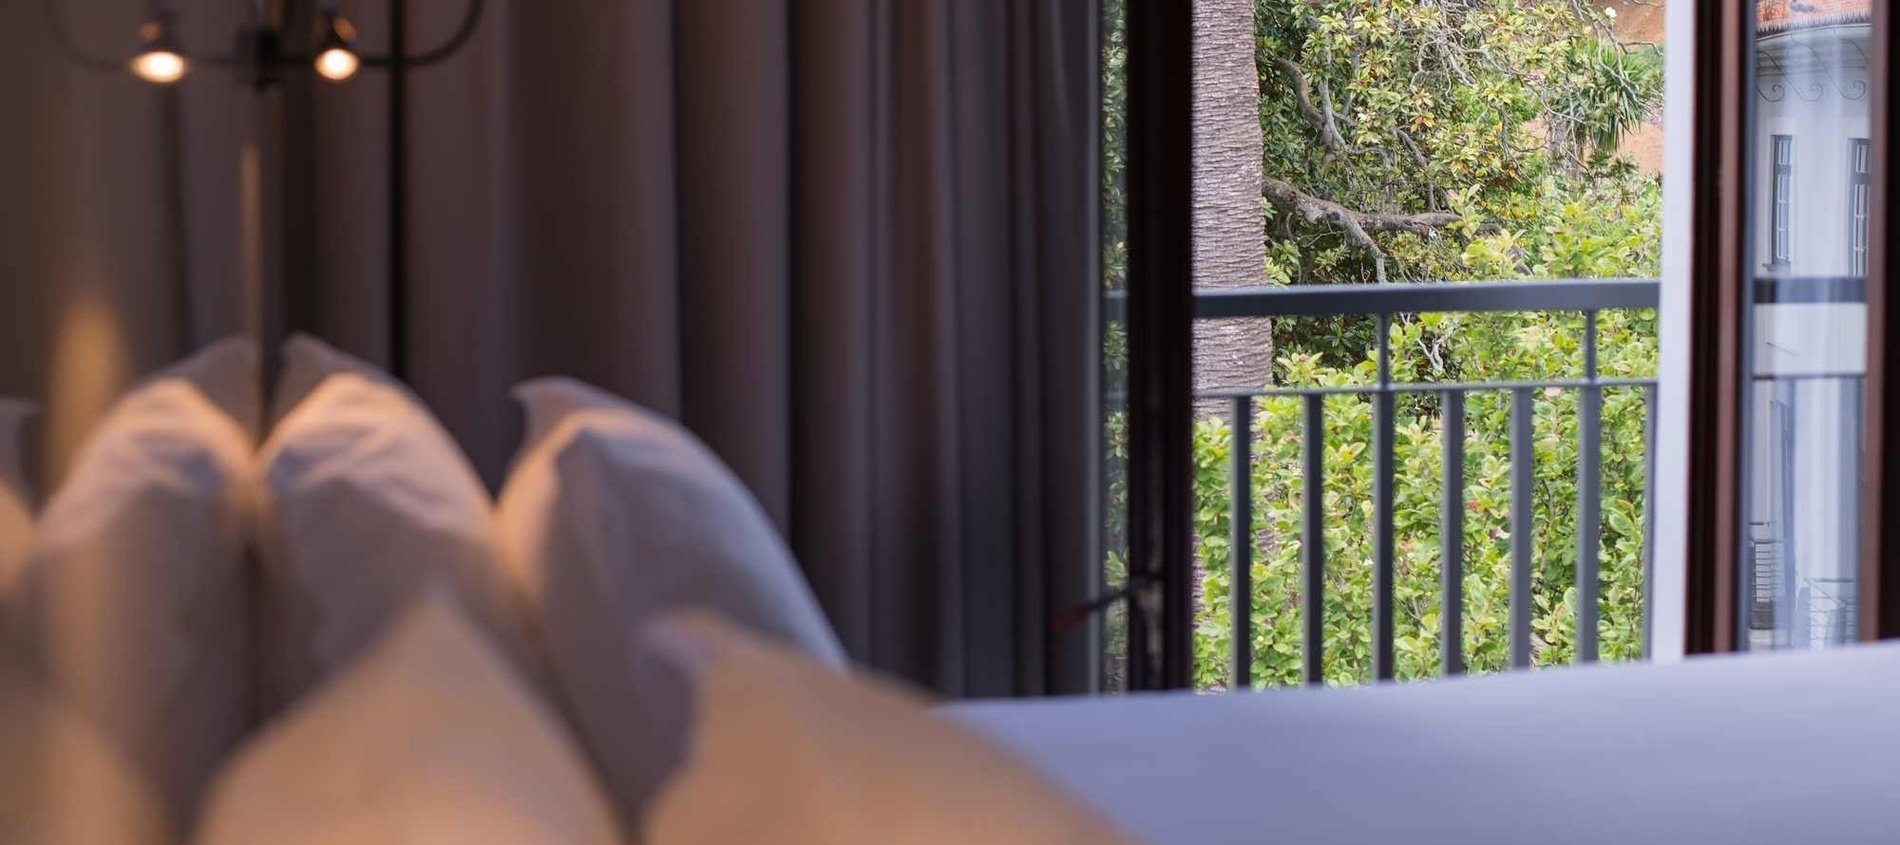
[
  {"left": 43, "top": 0, "right": 483, "bottom": 91},
  {"left": 128, "top": 10, "right": 187, "bottom": 84},
  {"left": 313, "top": 7, "right": 360, "bottom": 83}
]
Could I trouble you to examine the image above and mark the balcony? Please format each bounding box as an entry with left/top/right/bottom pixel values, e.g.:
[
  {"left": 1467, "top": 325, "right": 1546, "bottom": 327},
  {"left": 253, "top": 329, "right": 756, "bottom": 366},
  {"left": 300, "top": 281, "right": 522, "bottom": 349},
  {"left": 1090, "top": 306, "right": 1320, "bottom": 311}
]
[{"left": 1103, "top": 275, "right": 1866, "bottom": 690}]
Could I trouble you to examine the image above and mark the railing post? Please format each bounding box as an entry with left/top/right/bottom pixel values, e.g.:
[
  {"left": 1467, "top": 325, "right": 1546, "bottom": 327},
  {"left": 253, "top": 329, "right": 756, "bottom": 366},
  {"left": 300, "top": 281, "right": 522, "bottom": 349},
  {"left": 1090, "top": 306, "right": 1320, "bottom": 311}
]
[
  {"left": 1229, "top": 397, "right": 1254, "bottom": 688},
  {"left": 1511, "top": 387, "right": 1536, "bottom": 669},
  {"left": 1303, "top": 394, "right": 1326, "bottom": 686},
  {"left": 1441, "top": 390, "right": 1466, "bottom": 676},
  {"left": 1577, "top": 311, "right": 1603, "bottom": 663},
  {"left": 1642, "top": 382, "right": 1659, "bottom": 659},
  {"left": 1373, "top": 315, "right": 1397, "bottom": 681}
]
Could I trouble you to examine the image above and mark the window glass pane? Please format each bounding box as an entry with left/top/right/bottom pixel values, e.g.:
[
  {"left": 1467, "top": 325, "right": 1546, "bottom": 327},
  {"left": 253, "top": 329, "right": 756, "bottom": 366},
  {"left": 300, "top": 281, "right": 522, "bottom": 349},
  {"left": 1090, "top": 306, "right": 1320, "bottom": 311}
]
[{"left": 1743, "top": 0, "right": 1873, "bottom": 650}]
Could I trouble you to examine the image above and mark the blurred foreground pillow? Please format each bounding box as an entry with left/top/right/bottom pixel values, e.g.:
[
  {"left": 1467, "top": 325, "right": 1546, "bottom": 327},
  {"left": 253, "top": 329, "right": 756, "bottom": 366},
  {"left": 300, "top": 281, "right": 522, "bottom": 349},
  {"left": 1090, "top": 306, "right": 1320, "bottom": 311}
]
[
  {"left": 194, "top": 592, "right": 622, "bottom": 845},
  {"left": 644, "top": 612, "right": 1135, "bottom": 845},
  {"left": 4, "top": 339, "right": 256, "bottom": 834},
  {"left": 496, "top": 377, "right": 844, "bottom": 823},
  {"left": 0, "top": 655, "right": 167, "bottom": 845},
  {"left": 254, "top": 335, "right": 530, "bottom": 712},
  {"left": 0, "top": 398, "right": 36, "bottom": 607}
]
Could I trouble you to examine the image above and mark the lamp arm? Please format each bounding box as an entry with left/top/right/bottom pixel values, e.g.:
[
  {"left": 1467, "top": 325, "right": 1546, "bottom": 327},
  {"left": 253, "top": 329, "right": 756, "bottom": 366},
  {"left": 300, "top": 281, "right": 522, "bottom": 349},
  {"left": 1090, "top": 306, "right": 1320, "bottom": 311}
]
[{"left": 358, "top": 0, "right": 483, "bottom": 69}]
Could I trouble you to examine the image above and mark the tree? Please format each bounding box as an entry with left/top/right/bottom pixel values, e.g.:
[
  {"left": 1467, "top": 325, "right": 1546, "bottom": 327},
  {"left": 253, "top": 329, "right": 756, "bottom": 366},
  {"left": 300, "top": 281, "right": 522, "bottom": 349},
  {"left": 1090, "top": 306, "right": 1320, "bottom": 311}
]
[
  {"left": 1193, "top": 0, "right": 1276, "bottom": 394},
  {"left": 1102, "top": 0, "right": 1665, "bottom": 690}
]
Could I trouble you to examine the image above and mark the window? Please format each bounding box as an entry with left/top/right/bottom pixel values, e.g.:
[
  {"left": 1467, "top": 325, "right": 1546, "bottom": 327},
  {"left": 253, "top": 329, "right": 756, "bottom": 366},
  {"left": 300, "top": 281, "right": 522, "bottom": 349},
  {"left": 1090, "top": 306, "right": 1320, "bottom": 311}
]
[
  {"left": 1738, "top": 6, "right": 1873, "bottom": 652},
  {"left": 1770, "top": 135, "right": 1794, "bottom": 270},
  {"left": 1850, "top": 138, "right": 1871, "bottom": 276},
  {"left": 1109, "top": 0, "right": 1896, "bottom": 687}
]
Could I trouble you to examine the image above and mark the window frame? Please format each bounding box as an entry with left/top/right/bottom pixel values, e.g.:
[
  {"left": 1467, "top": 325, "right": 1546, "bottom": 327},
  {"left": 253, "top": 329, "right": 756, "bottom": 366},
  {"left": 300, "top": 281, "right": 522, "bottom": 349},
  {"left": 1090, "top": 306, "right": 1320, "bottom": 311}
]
[
  {"left": 1118, "top": 0, "right": 1196, "bottom": 690},
  {"left": 1770, "top": 134, "right": 1794, "bottom": 270},
  {"left": 1687, "top": 2, "right": 1896, "bottom": 651},
  {"left": 1859, "top": 6, "right": 1900, "bottom": 639}
]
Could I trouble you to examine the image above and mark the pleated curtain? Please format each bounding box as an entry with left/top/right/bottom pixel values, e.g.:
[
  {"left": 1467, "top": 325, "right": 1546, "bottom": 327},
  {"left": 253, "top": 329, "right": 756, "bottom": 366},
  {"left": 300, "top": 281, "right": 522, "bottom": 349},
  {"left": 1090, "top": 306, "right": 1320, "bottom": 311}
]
[{"left": 2, "top": 0, "right": 1101, "bottom": 696}]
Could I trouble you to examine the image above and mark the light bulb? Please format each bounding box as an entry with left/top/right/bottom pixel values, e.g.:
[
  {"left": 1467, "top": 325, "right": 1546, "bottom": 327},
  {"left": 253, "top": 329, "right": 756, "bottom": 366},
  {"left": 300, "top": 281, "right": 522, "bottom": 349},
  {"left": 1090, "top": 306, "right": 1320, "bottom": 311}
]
[
  {"left": 130, "top": 15, "right": 187, "bottom": 84},
  {"left": 314, "top": 11, "right": 360, "bottom": 82},
  {"left": 131, "top": 49, "right": 188, "bottom": 84},
  {"left": 315, "top": 46, "right": 359, "bottom": 81}
]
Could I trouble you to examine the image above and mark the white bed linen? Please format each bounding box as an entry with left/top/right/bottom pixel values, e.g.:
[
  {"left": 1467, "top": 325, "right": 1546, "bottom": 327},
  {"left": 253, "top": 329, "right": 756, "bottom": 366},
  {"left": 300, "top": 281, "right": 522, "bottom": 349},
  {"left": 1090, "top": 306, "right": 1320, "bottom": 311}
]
[{"left": 948, "top": 645, "right": 1900, "bottom": 845}]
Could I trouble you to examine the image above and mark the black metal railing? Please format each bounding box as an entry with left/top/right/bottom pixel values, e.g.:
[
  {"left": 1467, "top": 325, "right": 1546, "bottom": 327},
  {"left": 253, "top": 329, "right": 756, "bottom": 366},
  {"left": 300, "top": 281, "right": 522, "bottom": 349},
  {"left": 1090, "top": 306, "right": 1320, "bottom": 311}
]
[
  {"left": 1098, "top": 275, "right": 1870, "bottom": 690},
  {"left": 1202, "top": 280, "right": 1658, "bottom": 684}
]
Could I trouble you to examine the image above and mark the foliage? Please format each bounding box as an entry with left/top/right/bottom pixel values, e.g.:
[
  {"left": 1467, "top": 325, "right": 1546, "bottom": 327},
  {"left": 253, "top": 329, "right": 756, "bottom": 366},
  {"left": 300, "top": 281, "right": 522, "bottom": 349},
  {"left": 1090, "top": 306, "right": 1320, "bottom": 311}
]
[
  {"left": 1101, "top": 0, "right": 1667, "bottom": 690},
  {"left": 1191, "top": 305, "right": 1659, "bottom": 687}
]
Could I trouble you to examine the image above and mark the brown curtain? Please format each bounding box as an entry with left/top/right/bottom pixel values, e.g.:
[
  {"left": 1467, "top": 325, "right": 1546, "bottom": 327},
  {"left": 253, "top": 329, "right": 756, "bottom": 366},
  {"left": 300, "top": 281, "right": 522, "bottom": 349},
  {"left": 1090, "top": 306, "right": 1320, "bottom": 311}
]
[
  {"left": 0, "top": 0, "right": 253, "bottom": 483},
  {"left": 3, "top": 0, "right": 1100, "bottom": 696}
]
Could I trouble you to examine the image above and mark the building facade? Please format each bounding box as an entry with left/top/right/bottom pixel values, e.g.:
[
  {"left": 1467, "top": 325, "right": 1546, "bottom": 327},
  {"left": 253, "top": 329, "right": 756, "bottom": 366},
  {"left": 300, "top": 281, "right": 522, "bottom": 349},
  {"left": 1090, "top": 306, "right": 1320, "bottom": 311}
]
[{"left": 1746, "top": 0, "right": 1871, "bottom": 650}]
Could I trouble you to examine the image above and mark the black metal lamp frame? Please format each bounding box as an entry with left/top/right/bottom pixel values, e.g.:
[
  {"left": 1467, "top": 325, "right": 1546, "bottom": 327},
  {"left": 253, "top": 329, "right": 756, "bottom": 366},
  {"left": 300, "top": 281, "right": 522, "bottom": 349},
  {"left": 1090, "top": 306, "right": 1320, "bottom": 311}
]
[
  {"left": 41, "top": 0, "right": 483, "bottom": 392},
  {"left": 43, "top": 0, "right": 483, "bottom": 90}
]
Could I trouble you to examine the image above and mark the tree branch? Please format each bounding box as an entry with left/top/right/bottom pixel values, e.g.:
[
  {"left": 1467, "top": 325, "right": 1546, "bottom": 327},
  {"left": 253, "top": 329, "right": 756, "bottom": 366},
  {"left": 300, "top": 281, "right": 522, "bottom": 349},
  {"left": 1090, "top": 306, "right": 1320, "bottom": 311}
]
[
  {"left": 1272, "top": 56, "right": 1349, "bottom": 155},
  {"left": 1394, "top": 126, "right": 1430, "bottom": 170},
  {"left": 1393, "top": 126, "right": 1443, "bottom": 209},
  {"left": 1261, "top": 176, "right": 1462, "bottom": 283}
]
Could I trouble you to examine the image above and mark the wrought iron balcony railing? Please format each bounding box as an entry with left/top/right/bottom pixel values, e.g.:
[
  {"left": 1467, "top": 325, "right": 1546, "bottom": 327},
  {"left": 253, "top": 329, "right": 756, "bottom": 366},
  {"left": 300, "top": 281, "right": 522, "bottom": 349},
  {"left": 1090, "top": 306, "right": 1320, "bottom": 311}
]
[
  {"left": 1199, "top": 279, "right": 1656, "bottom": 687},
  {"left": 1100, "top": 275, "right": 1871, "bottom": 689}
]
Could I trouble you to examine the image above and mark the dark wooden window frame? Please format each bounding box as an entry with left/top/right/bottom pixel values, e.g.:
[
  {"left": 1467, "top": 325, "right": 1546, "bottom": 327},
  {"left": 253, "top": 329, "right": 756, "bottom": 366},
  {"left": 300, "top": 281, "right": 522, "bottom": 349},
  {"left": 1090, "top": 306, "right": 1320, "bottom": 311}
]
[
  {"left": 1119, "top": 0, "right": 1195, "bottom": 690},
  {"left": 1690, "top": 4, "right": 1896, "bottom": 651},
  {"left": 1683, "top": 2, "right": 1754, "bottom": 655},
  {"left": 1860, "top": 6, "right": 1900, "bottom": 641}
]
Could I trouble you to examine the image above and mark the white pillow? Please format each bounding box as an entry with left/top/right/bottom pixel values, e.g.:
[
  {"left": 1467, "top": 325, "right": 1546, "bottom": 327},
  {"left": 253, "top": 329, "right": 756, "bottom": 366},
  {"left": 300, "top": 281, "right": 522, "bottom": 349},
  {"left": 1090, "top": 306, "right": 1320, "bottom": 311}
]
[
  {"left": 496, "top": 377, "right": 846, "bottom": 823},
  {"left": 254, "top": 335, "right": 529, "bottom": 712},
  {"left": 643, "top": 611, "right": 1137, "bottom": 845},
  {"left": 0, "top": 654, "right": 169, "bottom": 845},
  {"left": 3, "top": 340, "right": 257, "bottom": 835},
  {"left": 0, "top": 397, "right": 37, "bottom": 603},
  {"left": 172, "top": 336, "right": 264, "bottom": 443},
  {"left": 194, "top": 593, "right": 623, "bottom": 845},
  {"left": 269, "top": 333, "right": 386, "bottom": 424}
]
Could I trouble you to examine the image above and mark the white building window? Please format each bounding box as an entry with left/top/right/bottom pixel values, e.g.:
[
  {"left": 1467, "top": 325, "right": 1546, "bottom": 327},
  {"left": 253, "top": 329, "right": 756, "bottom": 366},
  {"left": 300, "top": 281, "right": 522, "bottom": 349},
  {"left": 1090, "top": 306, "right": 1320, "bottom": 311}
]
[
  {"left": 1849, "top": 138, "right": 1871, "bottom": 276},
  {"left": 1770, "top": 134, "right": 1794, "bottom": 270}
]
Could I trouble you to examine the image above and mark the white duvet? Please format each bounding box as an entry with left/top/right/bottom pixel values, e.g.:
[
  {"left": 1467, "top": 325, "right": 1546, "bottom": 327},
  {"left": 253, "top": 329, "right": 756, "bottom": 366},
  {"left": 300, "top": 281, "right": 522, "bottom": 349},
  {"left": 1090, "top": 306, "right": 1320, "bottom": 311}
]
[{"left": 950, "top": 645, "right": 1900, "bottom": 845}]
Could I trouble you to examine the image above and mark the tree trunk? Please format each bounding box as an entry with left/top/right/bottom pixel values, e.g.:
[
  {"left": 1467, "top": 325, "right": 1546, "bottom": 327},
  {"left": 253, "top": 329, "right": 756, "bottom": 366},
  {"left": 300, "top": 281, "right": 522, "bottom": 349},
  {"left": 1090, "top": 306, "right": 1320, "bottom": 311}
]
[
  {"left": 1192, "top": 0, "right": 1272, "bottom": 400},
  {"left": 1190, "top": 0, "right": 1270, "bottom": 677}
]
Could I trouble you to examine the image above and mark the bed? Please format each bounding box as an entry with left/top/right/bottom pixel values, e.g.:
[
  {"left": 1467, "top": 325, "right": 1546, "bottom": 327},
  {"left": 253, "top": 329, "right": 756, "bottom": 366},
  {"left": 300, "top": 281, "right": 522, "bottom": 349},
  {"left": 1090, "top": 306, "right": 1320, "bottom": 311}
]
[{"left": 949, "top": 644, "right": 1900, "bottom": 845}]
